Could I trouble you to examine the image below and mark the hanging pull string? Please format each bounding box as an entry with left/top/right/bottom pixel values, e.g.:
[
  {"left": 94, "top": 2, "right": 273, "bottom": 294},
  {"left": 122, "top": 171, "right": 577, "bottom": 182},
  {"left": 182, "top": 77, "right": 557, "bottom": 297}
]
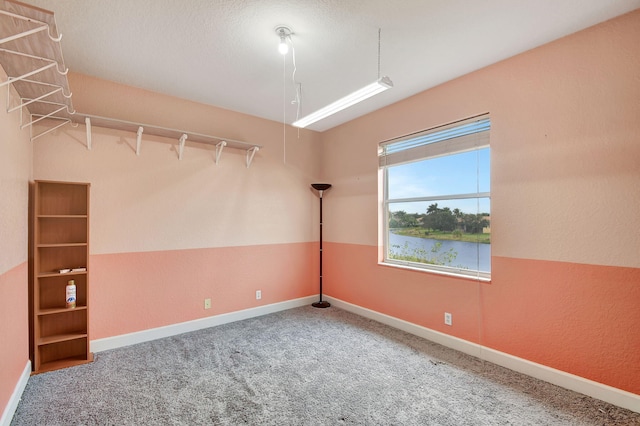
[
  {"left": 287, "top": 33, "right": 302, "bottom": 138},
  {"left": 283, "top": 51, "right": 287, "bottom": 164},
  {"left": 378, "top": 28, "right": 381, "bottom": 80},
  {"left": 283, "top": 32, "right": 302, "bottom": 161},
  {"left": 295, "top": 82, "right": 301, "bottom": 139},
  {"left": 290, "top": 34, "right": 301, "bottom": 123},
  {"left": 289, "top": 36, "right": 302, "bottom": 139}
]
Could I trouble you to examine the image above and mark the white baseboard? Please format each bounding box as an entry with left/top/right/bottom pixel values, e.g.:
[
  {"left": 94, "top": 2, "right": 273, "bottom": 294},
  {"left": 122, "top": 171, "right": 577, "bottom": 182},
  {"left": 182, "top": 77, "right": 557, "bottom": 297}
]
[
  {"left": 0, "top": 360, "right": 31, "bottom": 426},
  {"left": 326, "top": 296, "right": 640, "bottom": 414},
  {"left": 91, "top": 296, "right": 317, "bottom": 353}
]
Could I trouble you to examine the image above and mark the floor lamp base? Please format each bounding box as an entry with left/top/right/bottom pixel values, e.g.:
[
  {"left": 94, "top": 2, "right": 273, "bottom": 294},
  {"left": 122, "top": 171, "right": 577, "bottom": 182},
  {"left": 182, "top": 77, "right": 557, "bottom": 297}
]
[{"left": 312, "top": 301, "right": 331, "bottom": 308}]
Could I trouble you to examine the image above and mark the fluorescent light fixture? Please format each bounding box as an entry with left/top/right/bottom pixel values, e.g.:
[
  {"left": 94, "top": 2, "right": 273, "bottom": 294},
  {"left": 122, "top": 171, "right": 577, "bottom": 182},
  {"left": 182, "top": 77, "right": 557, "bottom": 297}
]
[{"left": 292, "top": 76, "right": 393, "bottom": 128}]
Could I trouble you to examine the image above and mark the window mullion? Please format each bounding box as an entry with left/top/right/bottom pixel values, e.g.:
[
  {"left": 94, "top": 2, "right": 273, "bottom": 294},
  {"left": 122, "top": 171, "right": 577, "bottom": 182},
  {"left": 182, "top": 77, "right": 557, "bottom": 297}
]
[{"left": 388, "top": 192, "right": 490, "bottom": 204}]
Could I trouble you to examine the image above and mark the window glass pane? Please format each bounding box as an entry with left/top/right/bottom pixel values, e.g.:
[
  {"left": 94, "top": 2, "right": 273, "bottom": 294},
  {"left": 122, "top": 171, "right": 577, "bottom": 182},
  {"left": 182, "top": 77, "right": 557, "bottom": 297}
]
[
  {"left": 387, "top": 148, "right": 490, "bottom": 199},
  {"left": 387, "top": 198, "right": 490, "bottom": 273},
  {"left": 381, "top": 116, "right": 491, "bottom": 278}
]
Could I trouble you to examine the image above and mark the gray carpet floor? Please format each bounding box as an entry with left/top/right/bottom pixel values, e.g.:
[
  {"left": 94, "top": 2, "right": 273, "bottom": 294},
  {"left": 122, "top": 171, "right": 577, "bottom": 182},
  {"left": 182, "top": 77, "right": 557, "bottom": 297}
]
[{"left": 11, "top": 306, "right": 640, "bottom": 425}]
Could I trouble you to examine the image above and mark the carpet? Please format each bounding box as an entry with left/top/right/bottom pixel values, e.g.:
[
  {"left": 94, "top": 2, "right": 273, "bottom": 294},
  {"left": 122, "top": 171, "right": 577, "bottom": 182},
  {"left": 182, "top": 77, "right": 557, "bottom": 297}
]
[{"left": 11, "top": 306, "right": 640, "bottom": 425}]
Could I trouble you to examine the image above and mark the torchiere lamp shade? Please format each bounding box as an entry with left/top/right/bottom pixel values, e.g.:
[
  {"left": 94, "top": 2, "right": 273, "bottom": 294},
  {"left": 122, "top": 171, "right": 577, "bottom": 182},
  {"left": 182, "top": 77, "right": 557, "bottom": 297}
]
[{"left": 311, "top": 183, "right": 332, "bottom": 192}]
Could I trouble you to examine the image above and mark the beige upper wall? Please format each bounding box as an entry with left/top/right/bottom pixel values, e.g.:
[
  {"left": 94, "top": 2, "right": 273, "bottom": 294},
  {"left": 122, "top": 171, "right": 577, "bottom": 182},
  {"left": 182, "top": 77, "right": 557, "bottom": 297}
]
[
  {"left": 0, "top": 65, "right": 32, "bottom": 273},
  {"left": 320, "top": 9, "right": 640, "bottom": 268},
  {"left": 33, "top": 74, "right": 323, "bottom": 254}
]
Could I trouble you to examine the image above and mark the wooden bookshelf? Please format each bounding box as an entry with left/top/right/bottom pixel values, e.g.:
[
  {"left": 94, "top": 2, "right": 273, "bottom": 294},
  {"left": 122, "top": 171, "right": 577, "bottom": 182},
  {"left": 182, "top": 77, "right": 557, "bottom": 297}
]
[{"left": 30, "top": 180, "right": 92, "bottom": 373}]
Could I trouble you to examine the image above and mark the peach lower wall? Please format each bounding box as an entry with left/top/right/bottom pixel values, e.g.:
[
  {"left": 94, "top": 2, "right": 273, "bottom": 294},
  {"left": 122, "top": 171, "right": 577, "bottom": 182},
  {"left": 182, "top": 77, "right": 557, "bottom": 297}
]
[
  {"left": 323, "top": 242, "right": 482, "bottom": 343},
  {"left": 89, "top": 242, "right": 318, "bottom": 340},
  {"left": 0, "top": 263, "right": 29, "bottom": 415},
  {"left": 484, "top": 256, "right": 640, "bottom": 395},
  {"left": 323, "top": 242, "right": 640, "bottom": 394}
]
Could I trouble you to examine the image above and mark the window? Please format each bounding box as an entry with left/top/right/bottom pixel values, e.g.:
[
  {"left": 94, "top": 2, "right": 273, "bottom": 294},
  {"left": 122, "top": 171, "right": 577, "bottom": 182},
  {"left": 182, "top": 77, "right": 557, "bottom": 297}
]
[{"left": 379, "top": 114, "right": 491, "bottom": 280}]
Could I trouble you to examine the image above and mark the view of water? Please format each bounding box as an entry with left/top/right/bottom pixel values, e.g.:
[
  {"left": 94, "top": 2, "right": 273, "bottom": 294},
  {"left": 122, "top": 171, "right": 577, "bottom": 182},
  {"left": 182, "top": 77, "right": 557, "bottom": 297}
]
[{"left": 389, "top": 232, "right": 491, "bottom": 272}]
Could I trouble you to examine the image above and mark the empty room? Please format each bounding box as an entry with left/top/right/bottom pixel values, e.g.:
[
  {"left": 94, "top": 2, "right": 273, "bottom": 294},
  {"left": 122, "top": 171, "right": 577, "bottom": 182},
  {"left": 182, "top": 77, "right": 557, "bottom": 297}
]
[{"left": 1, "top": 0, "right": 639, "bottom": 424}]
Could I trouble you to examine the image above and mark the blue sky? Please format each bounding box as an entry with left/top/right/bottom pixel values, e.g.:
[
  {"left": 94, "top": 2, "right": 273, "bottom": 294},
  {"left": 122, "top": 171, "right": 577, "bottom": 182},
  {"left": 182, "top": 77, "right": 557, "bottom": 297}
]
[{"left": 388, "top": 148, "right": 490, "bottom": 215}]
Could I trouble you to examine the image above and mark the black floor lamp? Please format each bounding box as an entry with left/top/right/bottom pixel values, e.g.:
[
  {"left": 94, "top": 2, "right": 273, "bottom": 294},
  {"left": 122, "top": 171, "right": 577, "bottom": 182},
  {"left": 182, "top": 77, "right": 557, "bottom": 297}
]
[{"left": 311, "top": 183, "right": 331, "bottom": 308}]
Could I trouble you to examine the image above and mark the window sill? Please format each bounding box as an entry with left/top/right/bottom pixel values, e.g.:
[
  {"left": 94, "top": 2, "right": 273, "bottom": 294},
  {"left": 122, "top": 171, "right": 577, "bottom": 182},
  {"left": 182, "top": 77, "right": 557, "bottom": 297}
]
[{"left": 378, "top": 260, "right": 491, "bottom": 283}]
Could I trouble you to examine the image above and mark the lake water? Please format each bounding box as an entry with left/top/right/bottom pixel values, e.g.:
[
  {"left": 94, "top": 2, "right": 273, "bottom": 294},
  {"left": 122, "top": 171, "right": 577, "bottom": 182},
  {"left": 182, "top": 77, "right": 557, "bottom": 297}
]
[{"left": 389, "top": 232, "right": 491, "bottom": 272}]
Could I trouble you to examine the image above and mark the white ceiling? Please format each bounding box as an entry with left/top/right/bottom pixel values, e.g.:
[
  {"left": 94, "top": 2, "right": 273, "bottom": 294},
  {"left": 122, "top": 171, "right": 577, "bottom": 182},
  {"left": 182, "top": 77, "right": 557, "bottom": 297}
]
[{"left": 18, "top": 0, "right": 640, "bottom": 132}]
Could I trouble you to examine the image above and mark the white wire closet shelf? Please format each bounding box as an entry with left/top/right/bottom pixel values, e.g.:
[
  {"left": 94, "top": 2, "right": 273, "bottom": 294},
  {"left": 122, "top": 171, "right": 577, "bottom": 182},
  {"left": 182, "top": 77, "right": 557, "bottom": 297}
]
[
  {"left": 0, "top": 0, "right": 74, "bottom": 140},
  {"left": 0, "top": 0, "right": 262, "bottom": 167}
]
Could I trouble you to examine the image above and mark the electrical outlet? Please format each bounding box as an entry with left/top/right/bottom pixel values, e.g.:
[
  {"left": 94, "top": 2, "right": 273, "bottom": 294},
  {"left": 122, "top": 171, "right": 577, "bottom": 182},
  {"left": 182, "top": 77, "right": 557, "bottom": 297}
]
[
  {"left": 204, "top": 298, "right": 211, "bottom": 309},
  {"left": 444, "top": 312, "right": 452, "bottom": 326},
  {"left": 256, "top": 290, "right": 262, "bottom": 300}
]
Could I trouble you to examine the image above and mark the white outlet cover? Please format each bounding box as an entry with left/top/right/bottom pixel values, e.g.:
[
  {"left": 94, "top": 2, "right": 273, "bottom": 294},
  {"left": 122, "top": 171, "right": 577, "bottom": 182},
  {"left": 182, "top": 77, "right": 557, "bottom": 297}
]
[{"left": 444, "top": 312, "right": 452, "bottom": 325}]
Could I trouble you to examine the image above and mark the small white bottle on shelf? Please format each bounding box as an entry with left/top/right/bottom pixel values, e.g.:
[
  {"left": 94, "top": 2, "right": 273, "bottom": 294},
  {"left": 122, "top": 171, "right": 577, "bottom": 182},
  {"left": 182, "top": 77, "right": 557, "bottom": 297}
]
[{"left": 66, "top": 280, "right": 76, "bottom": 309}]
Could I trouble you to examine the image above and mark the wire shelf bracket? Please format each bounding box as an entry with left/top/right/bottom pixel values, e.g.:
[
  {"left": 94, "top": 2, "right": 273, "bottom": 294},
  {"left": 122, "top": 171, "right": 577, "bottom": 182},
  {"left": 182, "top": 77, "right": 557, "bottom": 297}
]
[
  {"left": 246, "top": 146, "right": 259, "bottom": 168},
  {"left": 136, "top": 126, "right": 143, "bottom": 156},
  {"left": 215, "top": 141, "right": 226, "bottom": 164}
]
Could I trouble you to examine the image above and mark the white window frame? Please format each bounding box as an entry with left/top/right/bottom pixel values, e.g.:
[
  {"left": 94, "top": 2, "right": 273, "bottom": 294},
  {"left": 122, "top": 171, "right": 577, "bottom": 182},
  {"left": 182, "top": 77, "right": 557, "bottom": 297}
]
[{"left": 379, "top": 114, "right": 491, "bottom": 281}]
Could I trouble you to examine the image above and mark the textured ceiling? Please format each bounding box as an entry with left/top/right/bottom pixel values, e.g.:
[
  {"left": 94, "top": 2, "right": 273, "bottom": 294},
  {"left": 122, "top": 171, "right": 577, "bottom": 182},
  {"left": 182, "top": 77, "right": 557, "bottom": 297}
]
[{"left": 16, "top": 0, "right": 640, "bottom": 131}]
